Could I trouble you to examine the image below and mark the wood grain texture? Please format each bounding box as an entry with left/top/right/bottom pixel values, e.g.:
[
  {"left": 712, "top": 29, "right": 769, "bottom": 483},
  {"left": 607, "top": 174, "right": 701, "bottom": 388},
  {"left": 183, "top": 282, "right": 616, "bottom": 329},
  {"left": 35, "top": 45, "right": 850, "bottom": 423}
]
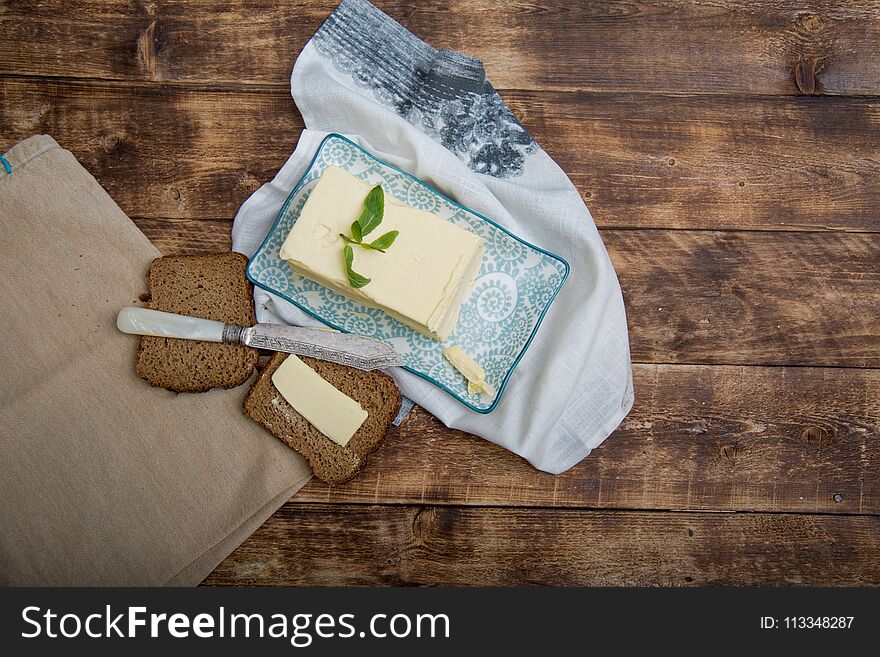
[
  {"left": 520, "top": 92, "right": 880, "bottom": 232},
  {"left": 133, "top": 218, "right": 880, "bottom": 368},
  {"left": 3, "top": 1, "right": 880, "bottom": 95},
  {"left": 134, "top": 218, "right": 235, "bottom": 254},
  {"left": 609, "top": 230, "right": 880, "bottom": 367},
  {"left": 3, "top": 78, "right": 879, "bottom": 232},
  {"left": 0, "top": 79, "right": 300, "bottom": 222},
  {"left": 293, "top": 365, "right": 880, "bottom": 515},
  {"left": 202, "top": 503, "right": 880, "bottom": 585}
]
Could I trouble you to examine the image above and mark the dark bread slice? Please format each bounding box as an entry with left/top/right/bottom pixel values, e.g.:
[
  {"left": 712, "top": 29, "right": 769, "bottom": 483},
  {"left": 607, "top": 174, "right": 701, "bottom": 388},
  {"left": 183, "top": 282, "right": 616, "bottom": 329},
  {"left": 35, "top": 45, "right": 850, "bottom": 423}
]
[
  {"left": 136, "top": 252, "right": 259, "bottom": 392},
  {"left": 243, "top": 352, "right": 401, "bottom": 484}
]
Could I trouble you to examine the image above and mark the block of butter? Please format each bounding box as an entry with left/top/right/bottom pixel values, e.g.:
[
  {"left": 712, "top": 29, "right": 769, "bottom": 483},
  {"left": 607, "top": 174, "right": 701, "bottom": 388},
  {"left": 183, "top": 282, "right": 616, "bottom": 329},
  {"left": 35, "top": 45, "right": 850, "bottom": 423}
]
[
  {"left": 271, "top": 354, "right": 367, "bottom": 447},
  {"left": 279, "top": 166, "right": 484, "bottom": 341}
]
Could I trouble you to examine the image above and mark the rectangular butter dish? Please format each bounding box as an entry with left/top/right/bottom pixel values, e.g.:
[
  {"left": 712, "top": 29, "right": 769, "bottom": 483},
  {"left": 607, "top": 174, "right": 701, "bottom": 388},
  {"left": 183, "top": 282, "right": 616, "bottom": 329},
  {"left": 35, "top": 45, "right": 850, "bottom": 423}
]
[{"left": 247, "top": 134, "right": 569, "bottom": 413}]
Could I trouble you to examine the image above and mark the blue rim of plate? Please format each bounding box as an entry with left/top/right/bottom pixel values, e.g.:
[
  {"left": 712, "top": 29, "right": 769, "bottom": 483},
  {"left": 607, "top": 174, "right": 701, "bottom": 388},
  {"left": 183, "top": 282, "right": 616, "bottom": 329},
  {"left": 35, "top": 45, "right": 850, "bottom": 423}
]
[{"left": 246, "top": 133, "right": 570, "bottom": 414}]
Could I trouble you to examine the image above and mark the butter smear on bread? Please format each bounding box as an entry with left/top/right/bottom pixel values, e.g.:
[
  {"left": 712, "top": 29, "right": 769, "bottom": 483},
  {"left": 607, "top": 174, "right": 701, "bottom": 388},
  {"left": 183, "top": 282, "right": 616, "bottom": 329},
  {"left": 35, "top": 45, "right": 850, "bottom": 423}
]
[{"left": 271, "top": 354, "right": 367, "bottom": 447}]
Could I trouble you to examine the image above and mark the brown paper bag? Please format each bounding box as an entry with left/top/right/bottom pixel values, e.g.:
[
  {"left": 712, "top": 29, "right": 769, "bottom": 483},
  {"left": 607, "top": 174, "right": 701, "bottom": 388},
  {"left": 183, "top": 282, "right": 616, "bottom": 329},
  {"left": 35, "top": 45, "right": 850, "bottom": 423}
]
[{"left": 0, "top": 135, "right": 312, "bottom": 585}]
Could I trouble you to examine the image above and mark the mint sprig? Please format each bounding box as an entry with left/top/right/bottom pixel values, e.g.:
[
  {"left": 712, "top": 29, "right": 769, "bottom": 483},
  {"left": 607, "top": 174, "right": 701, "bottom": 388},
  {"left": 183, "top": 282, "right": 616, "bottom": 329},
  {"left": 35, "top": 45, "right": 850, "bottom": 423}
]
[
  {"left": 341, "top": 229, "right": 399, "bottom": 252},
  {"left": 339, "top": 185, "right": 400, "bottom": 287}
]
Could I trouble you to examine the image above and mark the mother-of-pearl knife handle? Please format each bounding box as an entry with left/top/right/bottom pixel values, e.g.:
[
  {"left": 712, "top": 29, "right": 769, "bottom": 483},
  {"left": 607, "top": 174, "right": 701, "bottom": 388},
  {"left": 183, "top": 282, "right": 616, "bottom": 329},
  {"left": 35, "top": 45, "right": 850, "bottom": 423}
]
[
  {"left": 117, "top": 307, "right": 404, "bottom": 370},
  {"left": 116, "top": 307, "right": 231, "bottom": 342}
]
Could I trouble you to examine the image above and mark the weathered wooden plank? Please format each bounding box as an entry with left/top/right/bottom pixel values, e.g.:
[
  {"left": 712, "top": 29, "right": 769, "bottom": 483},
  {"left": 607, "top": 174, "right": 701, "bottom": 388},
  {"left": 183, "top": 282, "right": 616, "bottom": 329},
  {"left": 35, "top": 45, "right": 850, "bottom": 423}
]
[
  {"left": 133, "top": 218, "right": 880, "bottom": 368},
  {"left": 3, "top": 1, "right": 880, "bottom": 96},
  {"left": 3, "top": 78, "right": 879, "bottom": 232},
  {"left": 0, "top": 80, "right": 300, "bottom": 222},
  {"left": 134, "top": 218, "right": 234, "bottom": 254},
  {"left": 521, "top": 92, "right": 880, "bottom": 232},
  {"left": 609, "top": 230, "right": 880, "bottom": 367},
  {"left": 292, "top": 365, "right": 880, "bottom": 515},
  {"left": 203, "top": 503, "right": 880, "bottom": 585}
]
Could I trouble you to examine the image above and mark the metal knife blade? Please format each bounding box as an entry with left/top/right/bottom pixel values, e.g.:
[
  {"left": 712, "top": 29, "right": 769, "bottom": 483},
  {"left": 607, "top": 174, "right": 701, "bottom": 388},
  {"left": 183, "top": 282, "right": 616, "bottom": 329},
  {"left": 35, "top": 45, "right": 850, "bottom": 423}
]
[{"left": 233, "top": 323, "right": 403, "bottom": 371}]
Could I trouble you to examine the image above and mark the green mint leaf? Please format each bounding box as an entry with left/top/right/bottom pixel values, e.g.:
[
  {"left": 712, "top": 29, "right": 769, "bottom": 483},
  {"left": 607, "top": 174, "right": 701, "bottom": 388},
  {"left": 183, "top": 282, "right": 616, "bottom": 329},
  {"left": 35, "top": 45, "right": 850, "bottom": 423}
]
[
  {"left": 343, "top": 244, "right": 371, "bottom": 288},
  {"left": 347, "top": 269, "right": 371, "bottom": 289},
  {"left": 364, "top": 184, "right": 384, "bottom": 213},
  {"left": 358, "top": 185, "right": 384, "bottom": 237},
  {"left": 354, "top": 207, "right": 374, "bottom": 236},
  {"left": 359, "top": 210, "right": 382, "bottom": 238},
  {"left": 350, "top": 219, "right": 362, "bottom": 243},
  {"left": 363, "top": 230, "right": 399, "bottom": 253}
]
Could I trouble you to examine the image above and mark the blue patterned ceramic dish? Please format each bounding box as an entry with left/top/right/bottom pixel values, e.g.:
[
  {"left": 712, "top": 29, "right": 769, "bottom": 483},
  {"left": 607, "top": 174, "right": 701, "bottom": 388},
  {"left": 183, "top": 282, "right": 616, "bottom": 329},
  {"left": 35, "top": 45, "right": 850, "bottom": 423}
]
[{"left": 247, "top": 134, "right": 569, "bottom": 413}]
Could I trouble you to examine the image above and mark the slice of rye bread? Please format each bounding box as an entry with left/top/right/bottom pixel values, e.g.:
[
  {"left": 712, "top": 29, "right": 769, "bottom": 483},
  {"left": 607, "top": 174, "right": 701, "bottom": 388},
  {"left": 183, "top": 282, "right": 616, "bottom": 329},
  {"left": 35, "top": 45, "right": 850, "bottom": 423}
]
[
  {"left": 136, "top": 252, "right": 259, "bottom": 392},
  {"left": 243, "top": 352, "right": 402, "bottom": 484}
]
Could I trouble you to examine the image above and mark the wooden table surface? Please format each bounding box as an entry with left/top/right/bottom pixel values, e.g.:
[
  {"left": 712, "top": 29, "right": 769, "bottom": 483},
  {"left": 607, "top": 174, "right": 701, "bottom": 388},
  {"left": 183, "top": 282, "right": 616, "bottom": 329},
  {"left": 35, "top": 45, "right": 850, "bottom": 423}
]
[{"left": 3, "top": 0, "right": 878, "bottom": 586}]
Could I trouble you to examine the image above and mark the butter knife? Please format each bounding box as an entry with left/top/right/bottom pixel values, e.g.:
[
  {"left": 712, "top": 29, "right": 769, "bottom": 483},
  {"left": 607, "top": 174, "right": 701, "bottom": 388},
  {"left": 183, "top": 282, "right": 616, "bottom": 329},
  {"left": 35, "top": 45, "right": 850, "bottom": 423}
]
[{"left": 116, "top": 307, "right": 403, "bottom": 371}]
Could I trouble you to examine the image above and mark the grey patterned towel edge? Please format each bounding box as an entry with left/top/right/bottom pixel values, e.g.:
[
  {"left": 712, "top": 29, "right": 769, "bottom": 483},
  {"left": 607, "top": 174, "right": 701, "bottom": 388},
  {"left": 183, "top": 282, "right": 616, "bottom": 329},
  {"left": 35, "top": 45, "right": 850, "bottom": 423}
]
[{"left": 313, "top": 0, "right": 538, "bottom": 178}]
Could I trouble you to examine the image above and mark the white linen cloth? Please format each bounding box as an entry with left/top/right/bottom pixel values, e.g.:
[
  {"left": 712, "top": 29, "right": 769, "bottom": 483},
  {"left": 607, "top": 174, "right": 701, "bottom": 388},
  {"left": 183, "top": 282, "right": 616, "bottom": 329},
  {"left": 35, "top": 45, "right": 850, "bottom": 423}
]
[{"left": 233, "top": 0, "right": 633, "bottom": 474}]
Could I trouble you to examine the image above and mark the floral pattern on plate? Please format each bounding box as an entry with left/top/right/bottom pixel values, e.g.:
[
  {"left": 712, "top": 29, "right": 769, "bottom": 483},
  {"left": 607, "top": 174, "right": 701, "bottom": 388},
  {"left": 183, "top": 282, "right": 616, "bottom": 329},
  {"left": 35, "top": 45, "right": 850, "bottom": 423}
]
[{"left": 247, "top": 134, "right": 569, "bottom": 413}]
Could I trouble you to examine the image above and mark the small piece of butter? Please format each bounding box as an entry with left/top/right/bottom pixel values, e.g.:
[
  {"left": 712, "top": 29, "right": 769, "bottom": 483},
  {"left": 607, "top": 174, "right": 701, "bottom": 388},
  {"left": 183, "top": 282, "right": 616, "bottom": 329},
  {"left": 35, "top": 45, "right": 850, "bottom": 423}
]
[
  {"left": 443, "top": 345, "right": 495, "bottom": 397},
  {"left": 271, "top": 355, "right": 368, "bottom": 447}
]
